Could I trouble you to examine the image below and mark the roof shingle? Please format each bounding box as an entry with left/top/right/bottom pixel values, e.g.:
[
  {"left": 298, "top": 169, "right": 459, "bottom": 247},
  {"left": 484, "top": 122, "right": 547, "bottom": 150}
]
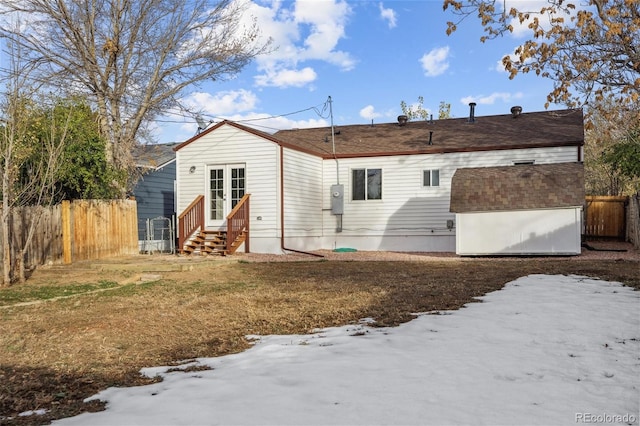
[
  {"left": 273, "top": 108, "right": 584, "bottom": 158},
  {"left": 450, "top": 162, "right": 585, "bottom": 213},
  {"left": 134, "top": 142, "right": 179, "bottom": 169}
]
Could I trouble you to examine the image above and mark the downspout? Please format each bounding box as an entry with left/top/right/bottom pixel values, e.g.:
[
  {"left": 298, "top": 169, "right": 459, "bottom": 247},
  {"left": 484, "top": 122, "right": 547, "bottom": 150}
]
[{"left": 280, "top": 144, "right": 324, "bottom": 257}]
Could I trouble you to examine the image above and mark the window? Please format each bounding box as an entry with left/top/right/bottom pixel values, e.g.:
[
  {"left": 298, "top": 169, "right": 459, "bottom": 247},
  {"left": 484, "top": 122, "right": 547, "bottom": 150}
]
[
  {"left": 352, "top": 168, "right": 382, "bottom": 200},
  {"left": 423, "top": 169, "right": 440, "bottom": 187}
]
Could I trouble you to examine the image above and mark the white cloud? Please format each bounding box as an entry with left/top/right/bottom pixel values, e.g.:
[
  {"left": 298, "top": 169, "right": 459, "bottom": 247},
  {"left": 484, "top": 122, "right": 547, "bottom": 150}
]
[
  {"left": 184, "top": 89, "right": 259, "bottom": 115},
  {"left": 174, "top": 89, "right": 260, "bottom": 136},
  {"left": 460, "top": 92, "right": 524, "bottom": 106},
  {"left": 379, "top": 2, "right": 397, "bottom": 29},
  {"left": 254, "top": 67, "right": 317, "bottom": 88},
  {"left": 250, "top": 0, "right": 355, "bottom": 88},
  {"left": 294, "top": 1, "right": 354, "bottom": 68},
  {"left": 359, "top": 105, "right": 383, "bottom": 120},
  {"left": 420, "top": 46, "right": 450, "bottom": 77}
]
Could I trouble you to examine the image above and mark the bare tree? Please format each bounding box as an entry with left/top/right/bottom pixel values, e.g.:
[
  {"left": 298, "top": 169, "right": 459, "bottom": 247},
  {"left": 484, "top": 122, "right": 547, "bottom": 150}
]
[{"left": 1, "top": 0, "right": 270, "bottom": 194}]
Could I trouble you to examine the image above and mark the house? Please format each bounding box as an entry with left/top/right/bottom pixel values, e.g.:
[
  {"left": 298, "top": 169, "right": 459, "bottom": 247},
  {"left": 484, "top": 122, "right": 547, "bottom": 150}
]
[
  {"left": 132, "top": 142, "right": 178, "bottom": 253},
  {"left": 173, "top": 105, "right": 585, "bottom": 256}
]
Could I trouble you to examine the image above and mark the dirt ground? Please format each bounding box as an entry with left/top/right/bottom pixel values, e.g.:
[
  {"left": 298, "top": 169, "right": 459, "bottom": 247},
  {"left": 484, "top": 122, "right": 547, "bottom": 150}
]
[{"left": 1, "top": 240, "right": 638, "bottom": 425}]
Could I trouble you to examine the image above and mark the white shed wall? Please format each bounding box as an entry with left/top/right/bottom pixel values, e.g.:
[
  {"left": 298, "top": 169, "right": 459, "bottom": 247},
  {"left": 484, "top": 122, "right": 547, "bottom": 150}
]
[{"left": 455, "top": 208, "right": 582, "bottom": 255}]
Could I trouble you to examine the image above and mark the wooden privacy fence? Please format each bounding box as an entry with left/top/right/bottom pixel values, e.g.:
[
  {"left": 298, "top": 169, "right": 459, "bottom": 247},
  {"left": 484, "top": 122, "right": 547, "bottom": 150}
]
[
  {"left": 0, "top": 199, "right": 138, "bottom": 271},
  {"left": 62, "top": 199, "right": 138, "bottom": 262},
  {"left": 584, "top": 196, "right": 627, "bottom": 240}
]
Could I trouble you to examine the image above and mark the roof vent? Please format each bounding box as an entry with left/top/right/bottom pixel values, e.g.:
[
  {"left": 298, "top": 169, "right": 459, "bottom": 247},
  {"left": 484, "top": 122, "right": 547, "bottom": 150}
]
[
  {"left": 468, "top": 102, "right": 476, "bottom": 123},
  {"left": 511, "top": 106, "right": 523, "bottom": 118},
  {"left": 397, "top": 115, "right": 408, "bottom": 126}
]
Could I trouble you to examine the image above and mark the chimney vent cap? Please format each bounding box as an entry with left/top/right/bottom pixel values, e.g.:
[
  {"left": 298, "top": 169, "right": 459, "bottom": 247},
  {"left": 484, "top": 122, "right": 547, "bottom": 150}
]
[{"left": 510, "top": 106, "right": 523, "bottom": 117}]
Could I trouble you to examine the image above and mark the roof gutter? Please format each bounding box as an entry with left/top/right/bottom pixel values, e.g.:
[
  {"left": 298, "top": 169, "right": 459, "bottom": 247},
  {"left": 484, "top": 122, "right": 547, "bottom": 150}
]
[{"left": 279, "top": 145, "right": 325, "bottom": 258}]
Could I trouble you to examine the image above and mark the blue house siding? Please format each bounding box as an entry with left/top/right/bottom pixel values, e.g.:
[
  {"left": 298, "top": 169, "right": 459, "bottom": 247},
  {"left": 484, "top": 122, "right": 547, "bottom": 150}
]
[{"left": 134, "top": 161, "right": 176, "bottom": 240}]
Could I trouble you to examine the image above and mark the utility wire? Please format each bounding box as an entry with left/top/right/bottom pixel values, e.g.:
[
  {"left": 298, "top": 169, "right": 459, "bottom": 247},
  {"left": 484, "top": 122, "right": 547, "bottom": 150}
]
[{"left": 0, "top": 65, "right": 334, "bottom": 130}]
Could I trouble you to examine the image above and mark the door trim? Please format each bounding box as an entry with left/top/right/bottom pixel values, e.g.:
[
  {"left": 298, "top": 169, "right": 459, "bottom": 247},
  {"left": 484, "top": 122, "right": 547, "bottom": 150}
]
[{"left": 205, "top": 164, "right": 246, "bottom": 229}]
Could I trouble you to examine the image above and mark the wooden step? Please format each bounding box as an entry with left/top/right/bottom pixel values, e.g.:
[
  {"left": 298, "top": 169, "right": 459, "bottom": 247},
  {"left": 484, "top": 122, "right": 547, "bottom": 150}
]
[{"left": 182, "top": 230, "right": 228, "bottom": 256}]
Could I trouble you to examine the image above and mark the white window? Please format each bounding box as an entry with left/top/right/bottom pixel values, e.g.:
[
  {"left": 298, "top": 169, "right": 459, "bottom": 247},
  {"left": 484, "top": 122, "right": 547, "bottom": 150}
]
[
  {"left": 423, "top": 169, "right": 440, "bottom": 187},
  {"left": 352, "top": 168, "right": 382, "bottom": 200}
]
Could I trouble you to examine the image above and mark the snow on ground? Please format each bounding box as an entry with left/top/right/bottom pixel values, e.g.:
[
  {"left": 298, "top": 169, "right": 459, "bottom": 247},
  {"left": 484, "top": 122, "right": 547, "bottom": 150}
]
[{"left": 55, "top": 274, "right": 639, "bottom": 426}]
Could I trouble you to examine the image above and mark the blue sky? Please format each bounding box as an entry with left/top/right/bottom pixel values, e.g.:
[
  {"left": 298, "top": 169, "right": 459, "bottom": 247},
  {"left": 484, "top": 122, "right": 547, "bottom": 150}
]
[{"left": 156, "top": 0, "right": 559, "bottom": 143}]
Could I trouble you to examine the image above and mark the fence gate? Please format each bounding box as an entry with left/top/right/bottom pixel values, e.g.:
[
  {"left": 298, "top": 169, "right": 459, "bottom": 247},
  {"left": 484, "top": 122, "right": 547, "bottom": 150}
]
[
  {"left": 584, "top": 196, "right": 628, "bottom": 239},
  {"left": 140, "top": 216, "right": 176, "bottom": 254}
]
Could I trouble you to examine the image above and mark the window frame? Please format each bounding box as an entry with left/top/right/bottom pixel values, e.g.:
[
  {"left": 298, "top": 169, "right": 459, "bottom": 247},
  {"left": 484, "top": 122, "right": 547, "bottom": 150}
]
[
  {"left": 351, "top": 168, "right": 382, "bottom": 201},
  {"left": 423, "top": 169, "right": 440, "bottom": 187}
]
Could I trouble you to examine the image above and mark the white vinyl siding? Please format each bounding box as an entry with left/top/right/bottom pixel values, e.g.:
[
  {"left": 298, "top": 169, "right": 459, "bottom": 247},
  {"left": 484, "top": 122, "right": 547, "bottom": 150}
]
[
  {"left": 321, "top": 146, "right": 579, "bottom": 238},
  {"left": 282, "top": 148, "right": 323, "bottom": 237},
  {"left": 175, "top": 124, "right": 279, "bottom": 238}
]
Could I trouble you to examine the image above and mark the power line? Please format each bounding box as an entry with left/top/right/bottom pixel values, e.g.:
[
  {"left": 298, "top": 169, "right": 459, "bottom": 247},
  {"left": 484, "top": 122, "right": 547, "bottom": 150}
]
[{"left": 0, "top": 65, "right": 334, "bottom": 131}]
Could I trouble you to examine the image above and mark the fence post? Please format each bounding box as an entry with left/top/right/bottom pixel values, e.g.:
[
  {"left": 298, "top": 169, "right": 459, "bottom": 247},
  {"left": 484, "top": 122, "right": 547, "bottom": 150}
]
[
  {"left": 62, "top": 200, "right": 72, "bottom": 264},
  {"left": 627, "top": 194, "right": 640, "bottom": 249}
]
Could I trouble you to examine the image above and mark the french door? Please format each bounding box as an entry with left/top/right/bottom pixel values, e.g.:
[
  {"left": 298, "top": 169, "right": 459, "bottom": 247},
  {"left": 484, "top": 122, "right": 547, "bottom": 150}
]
[{"left": 206, "top": 164, "right": 246, "bottom": 228}]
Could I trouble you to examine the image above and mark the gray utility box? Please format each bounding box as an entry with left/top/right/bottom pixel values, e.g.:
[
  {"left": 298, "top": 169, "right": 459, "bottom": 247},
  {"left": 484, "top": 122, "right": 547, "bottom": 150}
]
[{"left": 330, "top": 184, "right": 344, "bottom": 215}]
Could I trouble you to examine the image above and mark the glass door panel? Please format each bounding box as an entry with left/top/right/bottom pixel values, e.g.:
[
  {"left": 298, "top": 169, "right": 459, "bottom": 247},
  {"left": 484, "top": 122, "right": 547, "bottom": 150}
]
[
  {"left": 230, "top": 167, "right": 245, "bottom": 209},
  {"left": 207, "top": 164, "right": 246, "bottom": 227},
  {"left": 209, "top": 168, "right": 224, "bottom": 221}
]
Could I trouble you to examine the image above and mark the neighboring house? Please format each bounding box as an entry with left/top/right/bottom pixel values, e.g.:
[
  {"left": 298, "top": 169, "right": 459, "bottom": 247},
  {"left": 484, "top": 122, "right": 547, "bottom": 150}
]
[
  {"left": 132, "top": 142, "right": 178, "bottom": 252},
  {"left": 174, "top": 106, "right": 585, "bottom": 255},
  {"left": 450, "top": 163, "right": 585, "bottom": 255}
]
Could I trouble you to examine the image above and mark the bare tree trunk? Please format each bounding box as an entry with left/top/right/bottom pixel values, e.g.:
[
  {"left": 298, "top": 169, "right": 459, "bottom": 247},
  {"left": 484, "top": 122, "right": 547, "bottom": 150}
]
[
  {"left": 1, "top": 128, "right": 14, "bottom": 286},
  {"left": 17, "top": 207, "right": 47, "bottom": 283},
  {"left": 1, "top": 209, "right": 11, "bottom": 286}
]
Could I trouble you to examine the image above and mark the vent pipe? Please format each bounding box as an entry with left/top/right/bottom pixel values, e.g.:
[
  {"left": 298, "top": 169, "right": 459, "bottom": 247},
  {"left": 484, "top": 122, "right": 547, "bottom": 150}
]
[
  {"left": 510, "top": 105, "right": 523, "bottom": 118},
  {"left": 468, "top": 102, "right": 476, "bottom": 123}
]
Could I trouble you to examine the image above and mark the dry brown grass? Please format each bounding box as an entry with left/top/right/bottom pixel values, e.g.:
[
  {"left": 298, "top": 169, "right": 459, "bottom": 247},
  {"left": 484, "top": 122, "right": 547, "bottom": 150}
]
[{"left": 0, "top": 256, "right": 638, "bottom": 425}]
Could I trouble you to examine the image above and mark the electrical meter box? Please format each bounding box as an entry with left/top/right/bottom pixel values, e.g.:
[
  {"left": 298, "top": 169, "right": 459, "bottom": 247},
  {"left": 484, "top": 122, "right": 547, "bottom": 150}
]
[{"left": 330, "top": 184, "right": 344, "bottom": 215}]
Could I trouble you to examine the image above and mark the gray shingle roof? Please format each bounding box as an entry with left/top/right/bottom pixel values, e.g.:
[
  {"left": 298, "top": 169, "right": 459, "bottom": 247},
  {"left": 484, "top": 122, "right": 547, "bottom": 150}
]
[
  {"left": 134, "top": 142, "right": 179, "bottom": 169},
  {"left": 450, "top": 162, "right": 585, "bottom": 213},
  {"left": 273, "top": 108, "right": 584, "bottom": 158}
]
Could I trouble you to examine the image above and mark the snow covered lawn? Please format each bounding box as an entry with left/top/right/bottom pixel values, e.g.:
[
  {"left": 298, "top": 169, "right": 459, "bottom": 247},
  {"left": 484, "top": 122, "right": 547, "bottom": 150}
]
[{"left": 55, "top": 274, "right": 639, "bottom": 425}]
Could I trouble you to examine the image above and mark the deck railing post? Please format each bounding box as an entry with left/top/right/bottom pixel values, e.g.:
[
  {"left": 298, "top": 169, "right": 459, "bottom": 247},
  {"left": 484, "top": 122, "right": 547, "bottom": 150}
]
[
  {"left": 177, "top": 195, "right": 205, "bottom": 253},
  {"left": 226, "top": 194, "right": 251, "bottom": 254}
]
